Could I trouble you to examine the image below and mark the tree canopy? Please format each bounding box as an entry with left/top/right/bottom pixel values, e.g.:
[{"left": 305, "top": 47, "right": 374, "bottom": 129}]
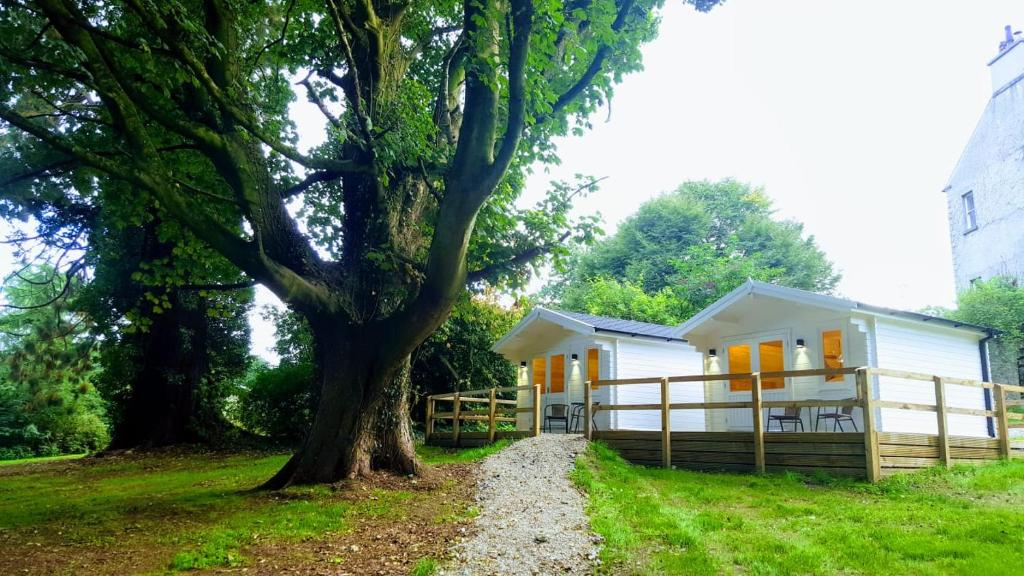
[
  {"left": 549, "top": 179, "right": 839, "bottom": 324},
  {"left": 0, "top": 0, "right": 724, "bottom": 485},
  {"left": 932, "top": 277, "right": 1024, "bottom": 385}
]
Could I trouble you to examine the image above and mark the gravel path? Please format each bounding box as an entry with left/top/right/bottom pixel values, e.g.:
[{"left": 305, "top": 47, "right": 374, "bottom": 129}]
[{"left": 440, "top": 434, "right": 599, "bottom": 576}]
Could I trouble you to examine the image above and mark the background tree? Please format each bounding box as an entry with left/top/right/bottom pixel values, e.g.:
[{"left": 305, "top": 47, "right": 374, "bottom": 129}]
[
  {"left": 80, "top": 219, "right": 254, "bottom": 448},
  {"left": 548, "top": 179, "right": 839, "bottom": 323},
  {"left": 2, "top": 144, "right": 255, "bottom": 449},
  {"left": 930, "top": 277, "right": 1024, "bottom": 386},
  {"left": 0, "top": 267, "right": 108, "bottom": 459},
  {"left": 0, "top": 0, "right": 722, "bottom": 485}
]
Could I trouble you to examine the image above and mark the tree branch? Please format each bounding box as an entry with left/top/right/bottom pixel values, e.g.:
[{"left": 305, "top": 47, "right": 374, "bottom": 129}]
[
  {"left": 179, "top": 280, "right": 257, "bottom": 291},
  {"left": 249, "top": 0, "right": 297, "bottom": 67},
  {"left": 279, "top": 169, "right": 343, "bottom": 199},
  {"left": 477, "top": 0, "right": 533, "bottom": 198},
  {"left": 2, "top": 258, "right": 85, "bottom": 310},
  {"left": 298, "top": 74, "right": 344, "bottom": 132},
  {"left": 465, "top": 230, "right": 570, "bottom": 284},
  {"left": 537, "top": 0, "right": 637, "bottom": 124}
]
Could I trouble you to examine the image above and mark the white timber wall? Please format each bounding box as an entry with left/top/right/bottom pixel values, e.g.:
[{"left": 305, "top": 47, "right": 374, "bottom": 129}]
[
  {"left": 612, "top": 340, "right": 705, "bottom": 431},
  {"left": 873, "top": 318, "right": 989, "bottom": 437},
  {"left": 514, "top": 333, "right": 614, "bottom": 431}
]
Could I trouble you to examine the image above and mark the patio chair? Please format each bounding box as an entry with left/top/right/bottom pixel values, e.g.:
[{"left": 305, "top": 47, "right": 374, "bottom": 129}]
[
  {"left": 544, "top": 403, "right": 569, "bottom": 433},
  {"left": 569, "top": 402, "right": 601, "bottom": 433},
  {"left": 766, "top": 406, "right": 804, "bottom": 432},
  {"left": 815, "top": 402, "right": 858, "bottom": 432}
]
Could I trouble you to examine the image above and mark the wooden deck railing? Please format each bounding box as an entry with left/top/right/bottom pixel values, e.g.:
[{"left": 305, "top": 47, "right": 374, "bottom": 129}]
[
  {"left": 426, "top": 384, "right": 541, "bottom": 446},
  {"left": 585, "top": 367, "right": 1024, "bottom": 481}
]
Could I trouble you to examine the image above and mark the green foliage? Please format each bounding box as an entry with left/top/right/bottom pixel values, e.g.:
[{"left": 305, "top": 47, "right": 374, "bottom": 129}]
[
  {"left": 560, "top": 278, "right": 692, "bottom": 325},
  {"left": 940, "top": 277, "right": 1024, "bottom": 344},
  {"left": 575, "top": 442, "right": 1024, "bottom": 575},
  {"left": 549, "top": 180, "right": 839, "bottom": 323},
  {"left": 262, "top": 295, "right": 524, "bottom": 424},
  {"left": 0, "top": 268, "right": 108, "bottom": 459},
  {"left": 237, "top": 362, "right": 316, "bottom": 442},
  {"left": 927, "top": 276, "right": 1021, "bottom": 383},
  {"left": 412, "top": 296, "right": 525, "bottom": 398}
]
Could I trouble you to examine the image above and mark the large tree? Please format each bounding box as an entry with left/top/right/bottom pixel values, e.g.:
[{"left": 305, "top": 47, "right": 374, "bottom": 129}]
[
  {"left": 2, "top": 143, "right": 254, "bottom": 449},
  {"left": 0, "top": 0, "right": 721, "bottom": 486},
  {"left": 549, "top": 179, "right": 839, "bottom": 322}
]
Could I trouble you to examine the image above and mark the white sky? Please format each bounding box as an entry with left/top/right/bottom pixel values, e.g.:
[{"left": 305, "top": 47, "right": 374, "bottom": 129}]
[{"left": 2, "top": 1, "right": 1021, "bottom": 361}]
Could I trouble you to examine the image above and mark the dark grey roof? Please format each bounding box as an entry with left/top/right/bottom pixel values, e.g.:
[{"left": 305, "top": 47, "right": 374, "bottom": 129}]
[{"left": 548, "top": 309, "right": 685, "bottom": 341}]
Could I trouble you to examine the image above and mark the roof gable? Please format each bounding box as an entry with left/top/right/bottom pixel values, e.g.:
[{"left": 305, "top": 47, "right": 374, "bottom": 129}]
[
  {"left": 491, "top": 307, "right": 684, "bottom": 359},
  {"left": 676, "top": 280, "right": 993, "bottom": 338}
]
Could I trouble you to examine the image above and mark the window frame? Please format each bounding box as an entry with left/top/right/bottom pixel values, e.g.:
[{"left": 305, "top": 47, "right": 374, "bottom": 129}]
[
  {"left": 962, "top": 191, "right": 978, "bottom": 234},
  {"left": 820, "top": 328, "right": 846, "bottom": 384},
  {"left": 549, "top": 354, "right": 566, "bottom": 394}
]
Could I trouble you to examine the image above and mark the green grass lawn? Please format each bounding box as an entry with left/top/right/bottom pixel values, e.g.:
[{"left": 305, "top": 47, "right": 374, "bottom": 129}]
[
  {"left": 0, "top": 443, "right": 507, "bottom": 575},
  {"left": 0, "top": 453, "right": 86, "bottom": 466},
  {"left": 574, "top": 442, "right": 1024, "bottom": 576}
]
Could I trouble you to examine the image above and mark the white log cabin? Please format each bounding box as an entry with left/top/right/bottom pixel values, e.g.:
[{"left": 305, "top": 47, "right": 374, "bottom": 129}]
[{"left": 493, "top": 280, "right": 998, "bottom": 438}]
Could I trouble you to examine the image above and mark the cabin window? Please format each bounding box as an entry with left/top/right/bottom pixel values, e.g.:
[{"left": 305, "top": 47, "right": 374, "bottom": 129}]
[
  {"left": 728, "top": 341, "right": 785, "bottom": 391},
  {"left": 587, "top": 348, "right": 601, "bottom": 390},
  {"left": 532, "top": 357, "right": 547, "bottom": 394},
  {"left": 822, "top": 330, "right": 844, "bottom": 382},
  {"left": 962, "top": 191, "right": 977, "bottom": 232},
  {"left": 550, "top": 354, "right": 566, "bottom": 394},
  {"left": 727, "top": 344, "right": 752, "bottom": 391},
  {"left": 759, "top": 340, "right": 785, "bottom": 390}
]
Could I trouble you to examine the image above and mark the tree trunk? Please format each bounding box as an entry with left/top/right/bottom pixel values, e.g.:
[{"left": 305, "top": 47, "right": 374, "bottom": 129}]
[
  {"left": 107, "top": 292, "right": 225, "bottom": 448},
  {"left": 366, "top": 356, "right": 420, "bottom": 475},
  {"left": 262, "top": 323, "right": 423, "bottom": 488}
]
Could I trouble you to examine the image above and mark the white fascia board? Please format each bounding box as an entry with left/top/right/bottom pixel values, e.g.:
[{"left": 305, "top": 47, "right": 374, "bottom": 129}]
[
  {"left": 676, "top": 280, "right": 855, "bottom": 338},
  {"left": 675, "top": 281, "right": 755, "bottom": 337},
  {"left": 539, "top": 308, "right": 599, "bottom": 334},
  {"left": 856, "top": 309, "right": 989, "bottom": 338}
]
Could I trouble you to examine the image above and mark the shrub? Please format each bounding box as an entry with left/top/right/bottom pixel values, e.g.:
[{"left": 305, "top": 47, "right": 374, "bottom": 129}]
[{"left": 237, "top": 363, "right": 315, "bottom": 442}]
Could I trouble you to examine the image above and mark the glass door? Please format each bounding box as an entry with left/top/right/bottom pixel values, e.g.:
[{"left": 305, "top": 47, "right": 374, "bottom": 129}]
[{"left": 725, "top": 336, "right": 788, "bottom": 430}]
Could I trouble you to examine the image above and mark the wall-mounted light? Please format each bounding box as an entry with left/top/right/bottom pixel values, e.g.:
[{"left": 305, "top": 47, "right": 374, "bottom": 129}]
[
  {"left": 708, "top": 349, "right": 717, "bottom": 358},
  {"left": 571, "top": 353, "right": 579, "bottom": 363},
  {"left": 796, "top": 338, "right": 806, "bottom": 349}
]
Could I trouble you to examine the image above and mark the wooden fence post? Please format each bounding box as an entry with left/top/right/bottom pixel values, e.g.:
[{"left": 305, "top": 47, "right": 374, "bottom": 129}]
[
  {"left": 858, "top": 368, "right": 881, "bottom": 482},
  {"left": 488, "top": 388, "right": 497, "bottom": 444},
  {"left": 453, "top": 392, "right": 461, "bottom": 447},
  {"left": 425, "top": 396, "right": 435, "bottom": 441},
  {"left": 995, "top": 384, "right": 1011, "bottom": 459},
  {"left": 751, "top": 373, "right": 765, "bottom": 474},
  {"left": 533, "top": 383, "right": 541, "bottom": 437},
  {"left": 584, "top": 380, "right": 593, "bottom": 440},
  {"left": 934, "top": 376, "right": 951, "bottom": 468},
  {"left": 661, "top": 377, "right": 672, "bottom": 469}
]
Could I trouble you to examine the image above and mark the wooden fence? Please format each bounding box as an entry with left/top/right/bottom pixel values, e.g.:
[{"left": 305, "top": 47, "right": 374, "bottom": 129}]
[
  {"left": 426, "top": 384, "right": 540, "bottom": 447},
  {"left": 585, "top": 367, "right": 1024, "bottom": 481}
]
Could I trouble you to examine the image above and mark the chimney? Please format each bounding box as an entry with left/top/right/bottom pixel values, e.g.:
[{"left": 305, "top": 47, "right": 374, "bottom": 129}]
[{"left": 990, "top": 25, "right": 1024, "bottom": 94}]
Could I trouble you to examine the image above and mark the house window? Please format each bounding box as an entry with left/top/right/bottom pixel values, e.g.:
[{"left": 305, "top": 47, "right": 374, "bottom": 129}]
[
  {"left": 727, "top": 344, "right": 752, "bottom": 391},
  {"left": 962, "top": 191, "right": 977, "bottom": 233},
  {"left": 587, "top": 348, "right": 601, "bottom": 390},
  {"left": 759, "top": 340, "right": 786, "bottom": 390},
  {"left": 728, "top": 342, "right": 785, "bottom": 392},
  {"left": 822, "top": 330, "right": 844, "bottom": 382},
  {"left": 532, "top": 357, "right": 546, "bottom": 394},
  {"left": 550, "top": 354, "right": 565, "bottom": 394}
]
